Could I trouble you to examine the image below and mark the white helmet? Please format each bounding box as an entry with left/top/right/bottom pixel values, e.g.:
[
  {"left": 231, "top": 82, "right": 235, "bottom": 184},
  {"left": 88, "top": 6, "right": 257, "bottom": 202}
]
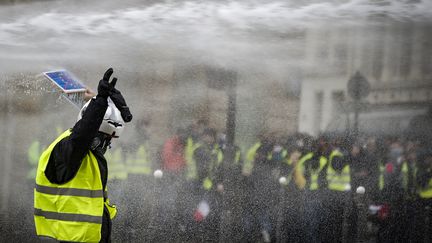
[{"left": 78, "top": 97, "right": 125, "bottom": 138}]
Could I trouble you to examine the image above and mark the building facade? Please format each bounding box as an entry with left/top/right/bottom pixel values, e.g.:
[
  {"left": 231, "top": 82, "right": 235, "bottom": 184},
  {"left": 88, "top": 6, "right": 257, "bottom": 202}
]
[{"left": 298, "top": 18, "right": 432, "bottom": 136}]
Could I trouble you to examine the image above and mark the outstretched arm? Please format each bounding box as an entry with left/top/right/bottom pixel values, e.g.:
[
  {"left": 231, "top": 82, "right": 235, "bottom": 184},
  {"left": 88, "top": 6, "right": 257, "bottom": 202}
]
[{"left": 45, "top": 68, "right": 117, "bottom": 184}]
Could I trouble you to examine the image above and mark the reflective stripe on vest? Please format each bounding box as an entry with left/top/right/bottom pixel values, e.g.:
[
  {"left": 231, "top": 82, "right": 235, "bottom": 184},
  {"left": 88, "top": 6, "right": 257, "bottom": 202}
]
[
  {"left": 34, "top": 208, "right": 102, "bottom": 224},
  {"left": 35, "top": 184, "right": 104, "bottom": 198},
  {"left": 327, "top": 150, "right": 351, "bottom": 192},
  {"left": 126, "top": 144, "right": 152, "bottom": 175},
  {"left": 34, "top": 129, "right": 116, "bottom": 242}
]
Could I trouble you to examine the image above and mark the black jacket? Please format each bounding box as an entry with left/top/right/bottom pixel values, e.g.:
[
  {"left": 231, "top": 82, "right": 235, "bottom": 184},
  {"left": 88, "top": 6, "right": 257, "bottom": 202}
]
[
  {"left": 44, "top": 95, "right": 111, "bottom": 243},
  {"left": 194, "top": 144, "right": 217, "bottom": 189}
]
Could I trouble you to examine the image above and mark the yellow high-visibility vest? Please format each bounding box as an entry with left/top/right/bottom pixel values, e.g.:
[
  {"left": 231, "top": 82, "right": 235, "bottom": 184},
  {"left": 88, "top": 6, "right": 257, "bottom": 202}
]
[
  {"left": 309, "top": 156, "right": 328, "bottom": 190},
  {"left": 283, "top": 154, "right": 307, "bottom": 189},
  {"left": 419, "top": 177, "right": 432, "bottom": 199},
  {"left": 282, "top": 149, "right": 288, "bottom": 160},
  {"left": 327, "top": 150, "right": 351, "bottom": 192},
  {"left": 234, "top": 150, "right": 241, "bottom": 165},
  {"left": 401, "top": 162, "right": 415, "bottom": 191},
  {"left": 379, "top": 164, "right": 385, "bottom": 190},
  {"left": 34, "top": 130, "right": 117, "bottom": 242},
  {"left": 299, "top": 153, "right": 327, "bottom": 191},
  {"left": 105, "top": 148, "right": 127, "bottom": 180},
  {"left": 242, "top": 142, "right": 261, "bottom": 175},
  {"left": 28, "top": 141, "right": 41, "bottom": 165},
  {"left": 125, "top": 144, "right": 152, "bottom": 175},
  {"left": 295, "top": 152, "right": 327, "bottom": 191},
  {"left": 202, "top": 145, "right": 224, "bottom": 190},
  {"left": 185, "top": 137, "right": 201, "bottom": 181},
  {"left": 27, "top": 140, "right": 42, "bottom": 180}
]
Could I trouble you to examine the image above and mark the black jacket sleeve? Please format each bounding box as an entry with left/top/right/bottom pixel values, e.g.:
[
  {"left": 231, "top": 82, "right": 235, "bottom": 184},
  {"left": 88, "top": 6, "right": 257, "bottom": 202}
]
[{"left": 45, "top": 96, "right": 108, "bottom": 184}]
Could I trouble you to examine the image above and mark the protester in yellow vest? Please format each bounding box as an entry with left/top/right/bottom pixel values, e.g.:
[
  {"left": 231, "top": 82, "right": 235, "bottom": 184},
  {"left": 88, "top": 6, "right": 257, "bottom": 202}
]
[
  {"left": 185, "top": 136, "right": 202, "bottom": 181},
  {"left": 242, "top": 141, "right": 261, "bottom": 176},
  {"left": 315, "top": 135, "right": 349, "bottom": 243},
  {"left": 34, "top": 68, "right": 132, "bottom": 242},
  {"left": 194, "top": 128, "right": 222, "bottom": 191},
  {"left": 277, "top": 140, "right": 306, "bottom": 242},
  {"left": 105, "top": 147, "right": 128, "bottom": 180},
  {"left": 126, "top": 118, "right": 153, "bottom": 177},
  {"left": 327, "top": 149, "right": 351, "bottom": 192},
  {"left": 126, "top": 143, "right": 152, "bottom": 176}
]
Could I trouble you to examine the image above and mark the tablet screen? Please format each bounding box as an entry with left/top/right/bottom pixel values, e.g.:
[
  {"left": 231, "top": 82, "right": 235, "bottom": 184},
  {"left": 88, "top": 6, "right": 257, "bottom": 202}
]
[{"left": 44, "top": 70, "right": 86, "bottom": 93}]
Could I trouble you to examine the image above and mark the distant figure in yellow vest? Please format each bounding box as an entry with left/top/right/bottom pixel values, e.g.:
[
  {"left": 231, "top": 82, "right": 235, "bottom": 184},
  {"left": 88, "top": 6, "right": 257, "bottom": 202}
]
[
  {"left": 301, "top": 136, "right": 329, "bottom": 243},
  {"left": 192, "top": 128, "right": 222, "bottom": 241},
  {"left": 34, "top": 68, "right": 132, "bottom": 243}
]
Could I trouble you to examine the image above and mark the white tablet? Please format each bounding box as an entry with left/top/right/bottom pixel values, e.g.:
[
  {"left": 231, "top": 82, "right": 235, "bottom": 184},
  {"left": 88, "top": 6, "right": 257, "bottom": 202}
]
[{"left": 43, "top": 70, "right": 86, "bottom": 94}]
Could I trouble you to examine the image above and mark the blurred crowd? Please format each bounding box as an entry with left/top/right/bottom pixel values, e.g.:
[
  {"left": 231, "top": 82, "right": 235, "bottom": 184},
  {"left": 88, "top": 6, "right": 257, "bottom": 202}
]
[{"left": 27, "top": 118, "right": 432, "bottom": 242}]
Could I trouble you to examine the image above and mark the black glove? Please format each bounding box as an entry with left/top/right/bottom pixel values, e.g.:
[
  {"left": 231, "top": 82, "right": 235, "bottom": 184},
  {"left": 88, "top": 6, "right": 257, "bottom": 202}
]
[
  {"left": 110, "top": 88, "right": 133, "bottom": 122},
  {"left": 97, "top": 68, "right": 117, "bottom": 98}
]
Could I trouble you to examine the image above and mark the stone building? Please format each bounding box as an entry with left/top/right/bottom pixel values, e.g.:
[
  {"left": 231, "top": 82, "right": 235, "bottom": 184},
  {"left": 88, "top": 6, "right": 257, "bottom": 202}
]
[{"left": 298, "top": 18, "right": 432, "bottom": 136}]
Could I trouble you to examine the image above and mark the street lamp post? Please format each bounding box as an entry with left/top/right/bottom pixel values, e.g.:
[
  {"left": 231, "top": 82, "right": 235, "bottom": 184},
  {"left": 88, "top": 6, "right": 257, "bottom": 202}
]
[
  {"left": 347, "top": 71, "right": 370, "bottom": 137},
  {"left": 207, "top": 68, "right": 238, "bottom": 242},
  {"left": 206, "top": 68, "right": 238, "bottom": 148},
  {"left": 347, "top": 71, "right": 370, "bottom": 242}
]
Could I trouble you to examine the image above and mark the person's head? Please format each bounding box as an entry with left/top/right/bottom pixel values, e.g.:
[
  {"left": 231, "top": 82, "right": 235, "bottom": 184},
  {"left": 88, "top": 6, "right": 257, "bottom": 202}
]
[
  {"left": 176, "top": 127, "right": 188, "bottom": 145},
  {"left": 302, "top": 134, "right": 316, "bottom": 154},
  {"left": 218, "top": 132, "right": 227, "bottom": 149},
  {"left": 285, "top": 135, "right": 301, "bottom": 153},
  {"left": 317, "top": 134, "right": 330, "bottom": 154},
  {"left": 78, "top": 98, "right": 125, "bottom": 154},
  {"left": 351, "top": 143, "right": 361, "bottom": 156},
  {"left": 289, "top": 149, "right": 302, "bottom": 164},
  {"left": 365, "top": 136, "right": 377, "bottom": 152},
  {"left": 201, "top": 128, "right": 216, "bottom": 146}
]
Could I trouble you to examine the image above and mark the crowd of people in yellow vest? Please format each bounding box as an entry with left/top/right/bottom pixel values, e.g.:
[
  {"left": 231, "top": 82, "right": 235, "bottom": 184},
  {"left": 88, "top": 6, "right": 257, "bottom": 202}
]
[{"left": 27, "top": 120, "right": 432, "bottom": 242}]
